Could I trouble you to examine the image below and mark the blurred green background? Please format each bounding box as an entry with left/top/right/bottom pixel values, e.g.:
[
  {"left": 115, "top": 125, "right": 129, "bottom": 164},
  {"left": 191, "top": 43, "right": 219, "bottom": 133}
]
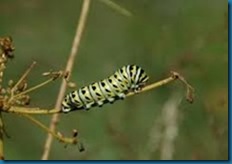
[{"left": 0, "top": 0, "right": 228, "bottom": 160}]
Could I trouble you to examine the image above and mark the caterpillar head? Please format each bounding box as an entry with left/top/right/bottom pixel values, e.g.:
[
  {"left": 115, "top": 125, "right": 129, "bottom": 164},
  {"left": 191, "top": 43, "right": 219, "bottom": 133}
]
[
  {"left": 61, "top": 97, "right": 72, "bottom": 113},
  {"left": 61, "top": 91, "right": 85, "bottom": 113},
  {"left": 131, "top": 67, "right": 149, "bottom": 92}
]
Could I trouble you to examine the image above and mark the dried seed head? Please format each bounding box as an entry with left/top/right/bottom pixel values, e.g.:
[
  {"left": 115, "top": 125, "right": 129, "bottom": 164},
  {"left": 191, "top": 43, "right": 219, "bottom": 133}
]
[
  {"left": 72, "top": 129, "right": 78, "bottom": 137},
  {"left": 0, "top": 36, "right": 15, "bottom": 58},
  {"left": 67, "top": 82, "right": 77, "bottom": 89},
  {"left": 0, "top": 55, "right": 7, "bottom": 64},
  {"left": 20, "top": 95, "right": 30, "bottom": 105},
  {"left": 12, "top": 94, "right": 31, "bottom": 106},
  {"left": 0, "top": 100, "right": 4, "bottom": 109},
  {"left": 2, "top": 101, "right": 11, "bottom": 111},
  {"left": 17, "top": 80, "right": 28, "bottom": 92},
  {"left": 8, "top": 80, "right": 14, "bottom": 88},
  {"left": 15, "top": 100, "right": 22, "bottom": 105},
  {"left": 42, "top": 70, "right": 65, "bottom": 80},
  {"left": 0, "top": 88, "right": 6, "bottom": 95},
  {"left": 6, "top": 88, "right": 11, "bottom": 94}
]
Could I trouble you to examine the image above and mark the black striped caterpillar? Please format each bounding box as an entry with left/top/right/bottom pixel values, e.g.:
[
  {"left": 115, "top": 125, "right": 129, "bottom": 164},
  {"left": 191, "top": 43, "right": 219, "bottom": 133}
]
[{"left": 61, "top": 65, "right": 149, "bottom": 113}]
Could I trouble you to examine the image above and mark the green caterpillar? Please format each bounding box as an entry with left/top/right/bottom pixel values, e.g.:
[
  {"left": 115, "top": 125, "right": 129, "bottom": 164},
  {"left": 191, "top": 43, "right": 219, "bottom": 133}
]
[{"left": 61, "top": 65, "right": 149, "bottom": 113}]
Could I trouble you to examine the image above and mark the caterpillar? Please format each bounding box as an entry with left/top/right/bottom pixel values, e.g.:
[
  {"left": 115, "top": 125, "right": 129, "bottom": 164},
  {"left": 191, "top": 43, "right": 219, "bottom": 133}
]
[{"left": 61, "top": 65, "right": 149, "bottom": 113}]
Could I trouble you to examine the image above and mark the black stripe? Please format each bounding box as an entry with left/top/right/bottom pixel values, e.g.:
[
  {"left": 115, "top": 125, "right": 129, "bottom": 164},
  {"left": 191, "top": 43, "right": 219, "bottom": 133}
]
[{"left": 88, "top": 84, "right": 98, "bottom": 105}]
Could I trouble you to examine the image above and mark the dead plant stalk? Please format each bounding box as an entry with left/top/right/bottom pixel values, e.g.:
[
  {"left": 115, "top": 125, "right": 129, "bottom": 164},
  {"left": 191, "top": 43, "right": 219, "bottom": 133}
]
[{"left": 41, "top": 0, "right": 91, "bottom": 160}]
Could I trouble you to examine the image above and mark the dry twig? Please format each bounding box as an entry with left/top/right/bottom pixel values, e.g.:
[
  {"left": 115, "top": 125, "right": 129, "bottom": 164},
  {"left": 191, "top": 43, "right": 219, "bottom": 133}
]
[
  {"left": 22, "top": 114, "right": 77, "bottom": 145},
  {"left": 41, "top": 0, "right": 91, "bottom": 160},
  {"left": 98, "top": 0, "right": 132, "bottom": 17}
]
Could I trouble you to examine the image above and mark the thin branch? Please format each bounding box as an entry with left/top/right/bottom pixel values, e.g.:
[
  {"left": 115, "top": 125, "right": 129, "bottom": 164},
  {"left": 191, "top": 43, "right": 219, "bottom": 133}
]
[
  {"left": 6, "top": 106, "right": 60, "bottom": 114},
  {"left": 11, "top": 61, "right": 37, "bottom": 96},
  {"left": 127, "top": 75, "right": 176, "bottom": 98},
  {"left": 176, "top": 72, "right": 195, "bottom": 103},
  {"left": 98, "top": 0, "right": 132, "bottom": 17},
  {"left": 41, "top": 0, "right": 91, "bottom": 160},
  {"left": 6, "top": 77, "right": 57, "bottom": 109},
  {"left": 7, "top": 62, "right": 60, "bottom": 107},
  {"left": 127, "top": 71, "right": 194, "bottom": 104},
  {"left": 12, "top": 78, "right": 55, "bottom": 100},
  {"left": 22, "top": 114, "right": 76, "bottom": 144}
]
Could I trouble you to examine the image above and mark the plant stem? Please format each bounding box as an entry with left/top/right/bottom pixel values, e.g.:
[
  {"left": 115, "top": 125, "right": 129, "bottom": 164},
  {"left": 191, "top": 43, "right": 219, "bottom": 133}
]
[
  {"left": 98, "top": 0, "right": 132, "bottom": 17},
  {"left": 11, "top": 61, "right": 37, "bottom": 96},
  {"left": 22, "top": 114, "right": 76, "bottom": 144},
  {"left": 12, "top": 78, "right": 54, "bottom": 100},
  {"left": 6, "top": 107, "right": 60, "bottom": 114},
  {"left": 127, "top": 76, "right": 176, "bottom": 98},
  {"left": 41, "top": 0, "right": 91, "bottom": 160}
]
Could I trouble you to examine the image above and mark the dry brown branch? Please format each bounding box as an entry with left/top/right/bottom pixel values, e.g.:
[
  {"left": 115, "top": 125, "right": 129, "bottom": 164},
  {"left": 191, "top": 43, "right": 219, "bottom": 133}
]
[
  {"left": 98, "top": 0, "right": 132, "bottom": 17},
  {"left": 4, "top": 64, "right": 62, "bottom": 112},
  {"left": 6, "top": 106, "right": 60, "bottom": 114},
  {"left": 10, "top": 61, "right": 36, "bottom": 97},
  {"left": 22, "top": 114, "right": 77, "bottom": 145},
  {"left": 41, "top": 0, "right": 91, "bottom": 160},
  {"left": 127, "top": 71, "right": 194, "bottom": 104},
  {"left": 12, "top": 78, "right": 55, "bottom": 100}
]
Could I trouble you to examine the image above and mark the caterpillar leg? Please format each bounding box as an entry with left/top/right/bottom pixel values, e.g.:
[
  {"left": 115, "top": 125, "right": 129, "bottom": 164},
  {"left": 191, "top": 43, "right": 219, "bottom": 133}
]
[
  {"left": 61, "top": 106, "right": 71, "bottom": 113},
  {"left": 118, "top": 93, "right": 126, "bottom": 99},
  {"left": 96, "top": 100, "right": 104, "bottom": 107},
  {"left": 84, "top": 102, "right": 95, "bottom": 110}
]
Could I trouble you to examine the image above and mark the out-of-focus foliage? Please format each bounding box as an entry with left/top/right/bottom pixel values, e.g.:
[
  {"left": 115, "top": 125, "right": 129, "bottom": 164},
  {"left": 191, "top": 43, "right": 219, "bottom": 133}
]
[{"left": 0, "top": 0, "right": 228, "bottom": 160}]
